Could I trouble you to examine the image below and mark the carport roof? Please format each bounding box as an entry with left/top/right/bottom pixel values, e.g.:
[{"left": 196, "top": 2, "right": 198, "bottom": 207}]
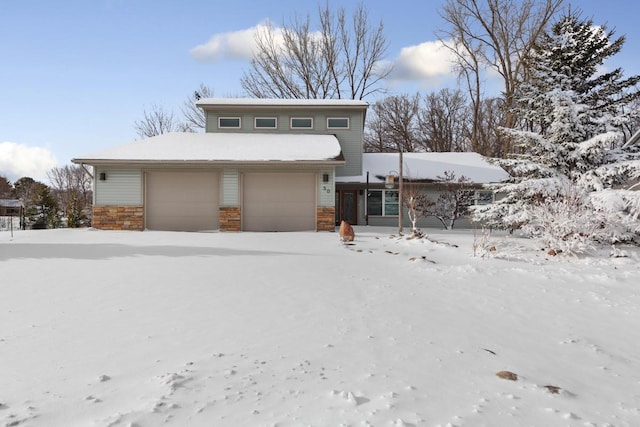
[
  {"left": 72, "top": 132, "right": 344, "bottom": 165},
  {"left": 336, "top": 152, "right": 509, "bottom": 184}
]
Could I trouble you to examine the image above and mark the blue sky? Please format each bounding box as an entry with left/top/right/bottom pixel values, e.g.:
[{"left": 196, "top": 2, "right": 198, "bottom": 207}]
[{"left": 1, "top": 0, "right": 639, "bottom": 183}]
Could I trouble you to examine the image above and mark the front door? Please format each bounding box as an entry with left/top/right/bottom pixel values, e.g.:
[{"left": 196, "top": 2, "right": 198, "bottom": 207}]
[{"left": 338, "top": 190, "right": 358, "bottom": 225}]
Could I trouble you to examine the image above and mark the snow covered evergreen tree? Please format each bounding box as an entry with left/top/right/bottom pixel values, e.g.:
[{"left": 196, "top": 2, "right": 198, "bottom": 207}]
[
  {"left": 27, "top": 183, "right": 60, "bottom": 229},
  {"left": 473, "top": 11, "right": 640, "bottom": 250}
]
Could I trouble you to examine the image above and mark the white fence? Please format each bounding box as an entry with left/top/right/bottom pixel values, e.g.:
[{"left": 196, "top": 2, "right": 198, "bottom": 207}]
[{"left": 0, "top": 216, "right": 20, "bottom": 231}]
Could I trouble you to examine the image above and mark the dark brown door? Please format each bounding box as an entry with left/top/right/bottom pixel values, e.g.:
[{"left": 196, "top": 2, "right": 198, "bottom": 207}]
[{"left": 339, "top": 190, "right": 358, "bottom": 225}]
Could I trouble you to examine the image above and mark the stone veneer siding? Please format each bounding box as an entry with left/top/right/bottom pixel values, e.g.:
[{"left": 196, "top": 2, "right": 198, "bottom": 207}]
[
  {"left": 92, "top": 206, "right": 144, "bottom": 231},
  {"left": 219, "top": 206, "right": 241, "bottom": 231},
  {"left": 316, "top": 207, "right": 335, "bottom": 232}
]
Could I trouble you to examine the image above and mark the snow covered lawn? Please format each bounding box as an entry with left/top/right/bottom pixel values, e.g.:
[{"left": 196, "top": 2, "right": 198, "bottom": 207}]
[{"left": 1, "top": 227, "right": 639, "bottom": 427}]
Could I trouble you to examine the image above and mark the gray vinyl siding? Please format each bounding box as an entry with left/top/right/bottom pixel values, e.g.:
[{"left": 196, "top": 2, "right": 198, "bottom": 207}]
[
  {"left": 365, "top": 212, "right": 475, "bottom": 229},
  {"left": 94, "top": 168, "right": 142, "bottom": 205},
  {"left": 329, "top": 112, "right": 363, "bottom": 177},
  {"left": 222, "top": 169, "right": 239, "bottom": 206},
  {"left": 352, "top": 186, "right": 479, "bottom": 229},
  {"left": 318, "top": 170, "right": 334, "bottom": 207},
  {"left": 328, "top": 130, "right": 363, "bottom": 176},
  {"left": 204, "top": 107, "right": 365, "bottom": 177}
]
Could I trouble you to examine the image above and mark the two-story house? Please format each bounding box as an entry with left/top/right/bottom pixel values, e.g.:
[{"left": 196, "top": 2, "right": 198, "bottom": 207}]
[{"left": 72, "top": 98, "right": 368, "bottom": 232}]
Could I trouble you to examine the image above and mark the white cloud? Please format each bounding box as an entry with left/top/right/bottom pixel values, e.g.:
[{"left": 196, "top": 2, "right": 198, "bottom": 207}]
[
  {"left": 0, "top": 141, "right": 58, "bottom": 184},
  {"left": 387, "top": 40, "right": 458, "bottom": 88},
  {"left": 190, "top": 25, "right": 458, "bottom": 90},
  {"left": 190, "top": 22, "right": 276, "bottom": 62}
]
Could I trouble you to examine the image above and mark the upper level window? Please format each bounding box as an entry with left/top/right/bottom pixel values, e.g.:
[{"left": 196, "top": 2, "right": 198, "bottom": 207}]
[
  {"left": 327, "top": 117, "right": 349, "bottom": 129},
  {"left": 255, "top": 117, "right": 277, "bottom": 129},
  {"left": 218, "top": 117, "right": 241, "bottom": 128},
  {"left": 291, "top": 117, "right": 313, "bottom": 129}
]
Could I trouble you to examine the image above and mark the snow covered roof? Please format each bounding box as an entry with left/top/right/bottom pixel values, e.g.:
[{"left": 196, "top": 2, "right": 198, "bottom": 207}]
[
  {"left": 0, "top": 199, "right": 23, "bottom": 208},
  {"left": 196, "top": 98, "right": 368, "bottom": 108},
  {"left": 72, "top": 132, "right": 345, "bottom": 165},
  {"left": 336, "top": 152, "right": 510, "bottom": 184}
]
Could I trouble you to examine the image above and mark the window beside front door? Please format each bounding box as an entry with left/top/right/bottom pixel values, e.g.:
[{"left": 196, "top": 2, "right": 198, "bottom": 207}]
[{"left": 367, "top": 190, "right": 398, "bottom": 216}]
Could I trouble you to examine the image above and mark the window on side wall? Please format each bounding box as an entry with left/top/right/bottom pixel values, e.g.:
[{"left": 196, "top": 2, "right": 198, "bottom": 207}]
[
  {"left": 218, "top": 117, "right": 241, "bottom": 128},
  {"left": 255, "top": 117, "right": 277, "bottom": 129},
  {"left": 290, "top": 117, "right": 313, "bottom": 129},
  {"left": 327, "top": 117, "right": 349, "bottom": 129},
  {"left": 367, "top": 190, "right": 399, "bottom": 216},
  {"left": 475, "top": 190, "right": 494, "bottom": 205},
  {"left": 460, "top": 189, "right": 494, "bottom": 213}
]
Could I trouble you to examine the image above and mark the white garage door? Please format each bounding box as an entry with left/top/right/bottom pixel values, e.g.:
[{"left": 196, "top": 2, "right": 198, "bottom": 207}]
[
  {"left": 146, "top": 171, "right": 219, "bottom": 231},
  {"left": 243, "top": 172, "right": 316, "bottom": 231}
]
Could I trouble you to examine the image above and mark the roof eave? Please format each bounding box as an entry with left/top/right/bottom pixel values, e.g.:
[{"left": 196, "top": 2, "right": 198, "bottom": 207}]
[
  {"left": 71, "top": 158, "right": 346, "bottom": 167},
  {"left": 195, "top": 100, "right": 368, "bottom": 111}
]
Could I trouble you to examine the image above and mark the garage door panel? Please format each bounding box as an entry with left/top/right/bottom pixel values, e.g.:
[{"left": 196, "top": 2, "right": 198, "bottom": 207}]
[
  {"left": 244, "top": 173, "right": 316, "bottom": 231},
  {"left": 147, "top": 171, "right": 219, "bottom": 231}
]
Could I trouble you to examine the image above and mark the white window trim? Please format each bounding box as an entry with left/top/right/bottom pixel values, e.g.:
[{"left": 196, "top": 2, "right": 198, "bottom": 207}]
[
  {"left": 368, "top": 189, "right": 399, "bottom": 217},
  {"left": 474, "top": 190, "right": 494, "bottom": 205},
  {"left": 254, "top": 117, "right": 277, "bottom": 129},
  {"left": 218, "top": 117, "right": 241, "bottom": 129},
  {"left": 290, "top": 117, "right": 314, "bottom": 129},
  {"left": 461, "top": 189, "right": 494, "bottom": 206},
  {"left": 327, "top": 117, "right": 350, "bottom": 129}
]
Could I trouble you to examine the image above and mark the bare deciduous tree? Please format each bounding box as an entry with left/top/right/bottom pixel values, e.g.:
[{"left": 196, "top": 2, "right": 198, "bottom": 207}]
[
  {"left": 402, "top": 176, "right": 432, "bottom": 235},
  {"left": 366, "top": 90, "right": 475, "bottom": 154},
  {"left": 181, "top": 83, "right": 215, "bottom": 131},
  {"left": 134, "top": 104, "right": 189, "bottom": 139},
  {"left": 0, "top": 175, "right": 12, "bottom": 198},
  {"left": 363, "top": 108, "right": 390, "bottom": 152},
  {"left": 418, "top": 88, "right": 470, "bottom": 152},
  {"left": 47, "top": 165, "right": 93, "bottom": 227},
  {"left": 364, "top": 94, "right": 421, "bottom": 152},
  {"left": 465, "top": 97, "right": 509, "bottom": 157},
  {"left": 438, "top": 0, "right": 563, "bottom": 155},
  {"left": 425, "top": 171, "right": 473, "bottom": 229},
  {"left": 241, "top": 2, "right": 391, "bottom": 100}
]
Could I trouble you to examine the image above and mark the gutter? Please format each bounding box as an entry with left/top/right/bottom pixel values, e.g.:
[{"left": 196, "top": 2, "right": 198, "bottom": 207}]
[{"left": 70, "top": 159, "right": 346, "bottom": 168}]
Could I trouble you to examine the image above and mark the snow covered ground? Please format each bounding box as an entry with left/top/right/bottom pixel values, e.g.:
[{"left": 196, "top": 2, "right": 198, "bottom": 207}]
[{"left": 1, "top": 227, "right": 639, "bottom": 427}]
